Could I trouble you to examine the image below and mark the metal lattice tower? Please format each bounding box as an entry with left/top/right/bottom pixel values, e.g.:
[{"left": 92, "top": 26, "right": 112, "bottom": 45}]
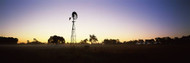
[
  {"left": 69, "top": 11, "right": 78, "bottom": 43},
  {"left": 71, "top": 20, "right": 76, "bottom": 43}
]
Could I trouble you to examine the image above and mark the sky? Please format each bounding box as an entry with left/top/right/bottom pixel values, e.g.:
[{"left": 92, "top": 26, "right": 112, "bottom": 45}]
[{"left": 0, "top": 0, "right": 190, "bottom": 43}]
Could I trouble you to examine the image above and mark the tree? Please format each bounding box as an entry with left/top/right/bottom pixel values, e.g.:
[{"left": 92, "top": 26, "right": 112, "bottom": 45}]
[
  {"left": 33, "top": 38, "right": 39, "bottom": 42},
  {"left": 0, "top": 36, "right": 18, "bottom": 44},
  {"left": 137, "top": 39, "right": 144, "bottom": 45},
  {"left": 145, "top": 39, "right": 155, "bottom": 45},
  {"left": 89, "top": 35, "right": 98, "bottom": 44},
  {"left": 48, "top": 35, "right": 65, "bottom": 44},
  {"left": 27, "top": 38, "right": 44, "bottom": 44},
  {"left": 103, "top": 39, "right": 120, "bottom": 44},
  {"left": 80, "top": 39, "right": 88, "bottom": 44}
]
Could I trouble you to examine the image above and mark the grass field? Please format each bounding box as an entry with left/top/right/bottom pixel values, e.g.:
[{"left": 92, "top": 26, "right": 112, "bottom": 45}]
[{"left": 0, "top": 44, "right": 189, "bottom": 63}]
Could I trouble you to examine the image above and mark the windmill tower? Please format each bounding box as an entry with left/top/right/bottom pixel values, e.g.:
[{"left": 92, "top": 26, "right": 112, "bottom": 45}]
[{"left": 69, "top": 11, "right": 78, "bottom": 43}]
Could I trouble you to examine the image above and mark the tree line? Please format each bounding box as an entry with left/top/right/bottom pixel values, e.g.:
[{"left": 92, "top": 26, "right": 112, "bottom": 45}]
[
  {"left": 0, "top": 36, "right": 18, "bottom": 44},
  {"left": 123, "top": 35, "right": 190, "bottom": 45},
  {"left": 1, "top": 35, "right": 190, "bottom": 45},
  {"left": 79, "top": 35, "right": 190, "bottom": 45}
]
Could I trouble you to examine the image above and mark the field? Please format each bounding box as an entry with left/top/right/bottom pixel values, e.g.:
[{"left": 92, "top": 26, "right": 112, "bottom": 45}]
[{"left": 0, "top": 44, "right": 189, "bottom": 63}]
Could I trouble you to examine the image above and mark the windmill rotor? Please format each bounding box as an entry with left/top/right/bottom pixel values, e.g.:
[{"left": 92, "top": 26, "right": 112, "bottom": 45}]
[{"left": 72, "top": 11, "right": 78, "bottom": 20}]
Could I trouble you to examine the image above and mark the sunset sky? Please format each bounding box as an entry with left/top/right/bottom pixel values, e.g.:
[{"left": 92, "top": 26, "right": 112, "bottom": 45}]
[{"left": 0, "top": 0, "right": 190, "bottom": 43}]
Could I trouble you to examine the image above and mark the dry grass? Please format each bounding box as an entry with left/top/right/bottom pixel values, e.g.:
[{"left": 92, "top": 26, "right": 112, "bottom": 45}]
[{"left": 0, "top": 44, "right": 189, "bottom": 63}]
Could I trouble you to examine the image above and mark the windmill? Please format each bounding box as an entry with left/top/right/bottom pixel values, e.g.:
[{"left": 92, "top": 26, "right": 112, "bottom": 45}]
[{"left": 69, "top": 11, "right": 78, "bottom": 43}]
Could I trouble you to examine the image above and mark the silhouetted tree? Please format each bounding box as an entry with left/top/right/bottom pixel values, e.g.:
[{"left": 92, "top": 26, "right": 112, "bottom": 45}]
[
  {"left": 103, "top": 39, "right": 121, "bottom": 44},
  {"left": 27, "top": 38, "right": 44, "bottom": 44},
  {"left": 145, "top": 39, "right": 155, "bottom": 45},
  {"left": 136, "top": 39, "right": 144, "bottom": 45},
  {"left": 123, "top": 35, "right": 190, "bottom": 45},
  {"left": 80, "top": 39, "right": 88, "bottom": 44},
  {"left": 27, "top": 40, "right": 30, "bottom": 43},
  {"left": 155, "top": 35, "right": 190, "bottom": 45},
  {"left": 156, "top": 37, "right": 172, "bottom": 45},
  {"left": 155, "top": 37, "right": 161, "bottom": 44},
  {"left": 123, "top": 40, "right": 138, "bottom": 45},
  {"left": 0, "top": 36, "right": 18, "bottom": 44},
  {"left": 89, "top": 35, "right": 98, "bottom": 44},
  {"left": 48, "top": 35, "right": 65, "bottom": 44},
  {"left": 177, "top": 35, "right": 190, "bottom": 45}
]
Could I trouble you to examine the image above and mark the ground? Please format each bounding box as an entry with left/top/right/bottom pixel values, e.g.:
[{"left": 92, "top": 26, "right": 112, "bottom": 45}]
[{"left": 0, "top": 44, "right": 189, "bottom": 63}]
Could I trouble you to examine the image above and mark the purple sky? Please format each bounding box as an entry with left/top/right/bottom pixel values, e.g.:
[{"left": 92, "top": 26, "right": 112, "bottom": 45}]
[{"left": 0, "top": 0, "right": 190, "bottom": 43}]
